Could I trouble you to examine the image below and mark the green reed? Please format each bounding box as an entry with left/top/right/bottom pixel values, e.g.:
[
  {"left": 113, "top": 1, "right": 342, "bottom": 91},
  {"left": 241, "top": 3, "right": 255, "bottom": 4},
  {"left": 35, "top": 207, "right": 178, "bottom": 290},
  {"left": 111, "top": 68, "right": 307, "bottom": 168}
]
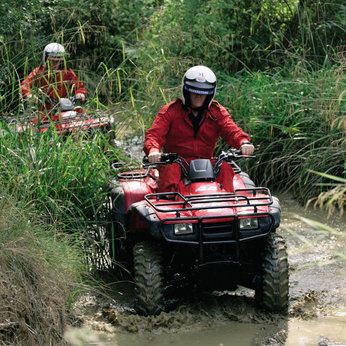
[
  {"left": 212, "top": 67, "right": 345, "bottom": 203},
  {"left": 0, "top": 126, "right": 117, "bottom": 232}
]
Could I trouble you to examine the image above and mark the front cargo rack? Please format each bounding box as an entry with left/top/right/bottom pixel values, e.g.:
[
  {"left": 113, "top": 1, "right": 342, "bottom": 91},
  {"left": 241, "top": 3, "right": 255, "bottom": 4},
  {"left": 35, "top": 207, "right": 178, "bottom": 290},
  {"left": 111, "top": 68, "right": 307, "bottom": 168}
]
[{"left": 144, "top": 187, "right": 272, "bottom": 217}]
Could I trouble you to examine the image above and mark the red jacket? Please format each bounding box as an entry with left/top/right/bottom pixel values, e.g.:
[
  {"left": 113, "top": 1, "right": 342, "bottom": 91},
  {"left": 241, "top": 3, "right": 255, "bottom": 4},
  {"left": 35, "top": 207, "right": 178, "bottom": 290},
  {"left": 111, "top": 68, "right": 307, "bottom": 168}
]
[
  {"left": 21, "top": 65, "right": 86, "bottom": 109},
  {"left": 144, "top": 98, "right": 250, "bottom": 159}
]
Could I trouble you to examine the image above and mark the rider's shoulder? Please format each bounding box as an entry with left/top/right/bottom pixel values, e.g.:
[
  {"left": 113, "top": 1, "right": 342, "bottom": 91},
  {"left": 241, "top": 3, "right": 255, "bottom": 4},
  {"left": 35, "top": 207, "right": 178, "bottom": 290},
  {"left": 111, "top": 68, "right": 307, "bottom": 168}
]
[
  {"left": 209, "top": 100, "right": 231, "bottom": 117},
  {"left": 27, "top": 65, "right": 45, "bottom": 78},
  {"left": 158, "top": 98, "right": 182, "bottom": 115}
]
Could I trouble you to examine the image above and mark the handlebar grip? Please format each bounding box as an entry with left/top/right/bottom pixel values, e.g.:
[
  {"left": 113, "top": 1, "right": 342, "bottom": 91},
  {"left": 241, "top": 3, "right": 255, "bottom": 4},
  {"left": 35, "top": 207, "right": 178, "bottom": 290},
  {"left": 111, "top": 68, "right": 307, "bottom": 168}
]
[
  {"left": 143, "top": 153, "right": 178, "bottom": 165},
  {"left": 160, "top": 153, "right": 178, "bottom": 162}
]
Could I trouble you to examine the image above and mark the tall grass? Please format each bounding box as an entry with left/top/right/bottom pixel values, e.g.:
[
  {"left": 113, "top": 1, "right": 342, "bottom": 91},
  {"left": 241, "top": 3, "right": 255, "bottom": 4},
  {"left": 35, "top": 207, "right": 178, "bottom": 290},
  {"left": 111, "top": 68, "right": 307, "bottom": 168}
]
[
  {"left": 0, "top": 193, "right": 89, "bottom": 344},
  {"left": 307, "top": 172, "right": 346, "bottom": 218},
  {"left": 214, "top": 65, "right": 345, "bottom": 203},
  {"left": 0, "top": 126, "right": 118, "bottom": 231}
]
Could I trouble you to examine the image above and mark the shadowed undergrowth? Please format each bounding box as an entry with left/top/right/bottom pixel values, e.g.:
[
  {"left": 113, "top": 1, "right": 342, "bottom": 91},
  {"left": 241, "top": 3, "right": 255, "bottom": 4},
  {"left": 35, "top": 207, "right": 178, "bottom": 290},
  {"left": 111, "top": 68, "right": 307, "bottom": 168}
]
[{"left": 0, "top": 194, "right": 87, "bottom": 345}]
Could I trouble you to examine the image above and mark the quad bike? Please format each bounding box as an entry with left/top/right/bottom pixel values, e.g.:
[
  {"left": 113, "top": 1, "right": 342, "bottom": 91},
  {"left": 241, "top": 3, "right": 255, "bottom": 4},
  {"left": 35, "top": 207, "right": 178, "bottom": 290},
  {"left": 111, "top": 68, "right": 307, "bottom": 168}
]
[
  {"left": 10, "top": 95, "right": 114, "bottom": 136},
  {"left": 107, "top": 150, "right": 289, "bottom": 315}
]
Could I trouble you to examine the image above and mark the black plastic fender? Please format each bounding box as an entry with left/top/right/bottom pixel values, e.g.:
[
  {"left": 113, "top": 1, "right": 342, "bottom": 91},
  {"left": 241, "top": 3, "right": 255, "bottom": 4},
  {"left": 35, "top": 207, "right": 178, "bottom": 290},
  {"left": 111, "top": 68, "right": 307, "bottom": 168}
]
[{"left": 129, "top": 201, "right": 163, "bottom": 238}]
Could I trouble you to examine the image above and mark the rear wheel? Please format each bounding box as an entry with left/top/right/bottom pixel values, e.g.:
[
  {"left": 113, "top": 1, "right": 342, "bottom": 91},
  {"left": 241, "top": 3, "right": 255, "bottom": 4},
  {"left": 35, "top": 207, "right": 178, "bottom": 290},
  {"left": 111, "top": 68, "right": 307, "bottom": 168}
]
[
  {"left": 133, "top": 241, "right": 163, "bottom": 315},
  {"left": 255, "top": 233, "right": 289, "bottom": 312}
]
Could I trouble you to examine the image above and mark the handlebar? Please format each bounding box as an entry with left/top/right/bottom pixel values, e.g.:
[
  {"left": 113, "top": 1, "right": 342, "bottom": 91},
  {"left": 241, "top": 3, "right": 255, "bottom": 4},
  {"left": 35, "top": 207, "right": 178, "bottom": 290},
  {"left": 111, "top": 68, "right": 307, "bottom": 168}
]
[
  {"left": 25, "top": 91, "right": 83, "bottom": 108},
  {"left": 216, "top": 149, "right": 256, "bottom": 161},
  {"left": 142, "top": 152, "right": 178, "bottom": 165},
  {"left": 144, "top": 150, "right": 254, "bottom": 165},
  {"left": 143, "top": 149, "right": 255, "bottom": 177}
]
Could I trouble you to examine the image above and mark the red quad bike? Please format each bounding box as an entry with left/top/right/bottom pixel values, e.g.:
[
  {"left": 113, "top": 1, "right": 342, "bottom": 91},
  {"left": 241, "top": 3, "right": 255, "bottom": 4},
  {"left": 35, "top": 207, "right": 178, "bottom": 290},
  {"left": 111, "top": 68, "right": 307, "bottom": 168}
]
[
  {"left": 12, "top": 97, "right": 114, "bottom": 135},
  {"left": 108, "top": 150, "right": 289, "bottom": 315}
]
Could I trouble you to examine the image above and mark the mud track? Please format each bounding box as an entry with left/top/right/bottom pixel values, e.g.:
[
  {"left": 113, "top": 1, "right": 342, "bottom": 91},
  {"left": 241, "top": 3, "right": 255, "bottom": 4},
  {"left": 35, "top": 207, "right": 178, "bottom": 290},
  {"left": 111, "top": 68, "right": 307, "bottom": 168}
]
[{"left": 66, "top": 194, "right": 346, "bottom": 345}]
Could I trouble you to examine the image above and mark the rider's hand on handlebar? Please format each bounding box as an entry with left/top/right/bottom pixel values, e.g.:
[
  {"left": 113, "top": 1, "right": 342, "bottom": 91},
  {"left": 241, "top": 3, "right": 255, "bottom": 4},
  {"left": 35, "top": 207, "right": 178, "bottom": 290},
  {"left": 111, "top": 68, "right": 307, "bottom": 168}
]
[
  {"left": 75, "top": 93, "right": 86, "bottom": 102},
  {"left": 148, "top": 149, "right": 161, "bottom": 163},
  {"left": 240, "top": 143, "right": 255, "bottom": 156}
]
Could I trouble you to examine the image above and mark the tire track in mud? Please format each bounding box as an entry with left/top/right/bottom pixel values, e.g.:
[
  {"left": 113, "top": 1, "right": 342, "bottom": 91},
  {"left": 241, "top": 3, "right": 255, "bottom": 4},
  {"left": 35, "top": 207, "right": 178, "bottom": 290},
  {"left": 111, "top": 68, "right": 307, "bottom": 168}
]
[{"left": 69, "top": 195, "right": 346, "bottom": 345}]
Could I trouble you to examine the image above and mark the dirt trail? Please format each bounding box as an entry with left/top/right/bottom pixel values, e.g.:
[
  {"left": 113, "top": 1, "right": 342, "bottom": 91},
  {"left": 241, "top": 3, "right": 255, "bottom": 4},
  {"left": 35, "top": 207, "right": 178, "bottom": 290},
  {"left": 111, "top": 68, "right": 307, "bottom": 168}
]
[{"left": 66, "top": 193, "right": 346, "bottom": 345}]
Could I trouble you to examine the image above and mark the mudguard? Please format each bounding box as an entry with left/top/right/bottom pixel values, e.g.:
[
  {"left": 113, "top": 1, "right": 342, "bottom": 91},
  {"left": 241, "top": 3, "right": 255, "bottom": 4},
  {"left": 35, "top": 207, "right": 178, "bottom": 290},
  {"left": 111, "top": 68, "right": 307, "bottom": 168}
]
[{"left": 129, "top": 201, "right": 162, "bottom": 238}]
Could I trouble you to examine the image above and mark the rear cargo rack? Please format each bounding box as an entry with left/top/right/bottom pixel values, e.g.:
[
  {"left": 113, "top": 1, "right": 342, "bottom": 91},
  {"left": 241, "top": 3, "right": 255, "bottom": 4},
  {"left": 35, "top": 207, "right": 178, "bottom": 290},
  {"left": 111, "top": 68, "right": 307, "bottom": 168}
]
[
  {"left": 117, "top": 167, "right": 151, "bottom": 180},
  {"left": 144, "top": 187, "right": 272, "bottom": 216}
]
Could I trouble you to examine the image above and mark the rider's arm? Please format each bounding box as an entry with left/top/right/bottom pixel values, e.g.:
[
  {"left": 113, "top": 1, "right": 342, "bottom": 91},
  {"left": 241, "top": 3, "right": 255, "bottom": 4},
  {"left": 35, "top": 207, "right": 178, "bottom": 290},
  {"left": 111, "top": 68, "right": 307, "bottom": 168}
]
[
  {"left": 68, "top": 69, "right": 86, "bottom": 101},
  {"left": 214, "top": 102, "right": 254, "bottom": 154},
  {"left": 144, "top": 102, "right": 175, "bottom": 156}
]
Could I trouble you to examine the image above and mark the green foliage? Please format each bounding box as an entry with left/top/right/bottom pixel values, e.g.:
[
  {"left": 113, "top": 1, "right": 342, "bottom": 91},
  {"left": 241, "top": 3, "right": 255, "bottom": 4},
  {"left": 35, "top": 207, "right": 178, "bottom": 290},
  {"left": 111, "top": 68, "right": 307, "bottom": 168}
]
[
  {"left": 138, "top": 0, "right": 344, "bottom": 74},
  {"left": 0, "top": 1, "right": 52, "bottom": 39},
  {"left": 284, "top": 0, "right": 346, "bottom": 66},
  {"left": 0, "top": 193, "right": 86, "bottom": 281},
  {"left": 0, "top": 128, "right": 116, "bottom": 232},
  {"left": 215, "top": 67, "right": 345, "bottom": 202}
]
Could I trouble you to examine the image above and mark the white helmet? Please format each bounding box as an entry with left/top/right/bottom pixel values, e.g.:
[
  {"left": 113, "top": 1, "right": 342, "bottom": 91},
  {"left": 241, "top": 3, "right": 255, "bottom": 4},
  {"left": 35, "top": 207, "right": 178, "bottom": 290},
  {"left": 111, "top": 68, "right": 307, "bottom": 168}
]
[
  {"left": 42, "top": 43, "right": 66, "bottom": 65},
  {"left": 182, "top": 65, "right": 217, "bottom": 109}
]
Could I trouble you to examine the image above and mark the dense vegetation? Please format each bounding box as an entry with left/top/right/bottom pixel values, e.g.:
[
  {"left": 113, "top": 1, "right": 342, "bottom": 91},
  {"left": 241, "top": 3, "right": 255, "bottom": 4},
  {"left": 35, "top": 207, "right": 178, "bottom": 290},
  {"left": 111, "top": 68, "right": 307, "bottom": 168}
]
[
  {"left": 1, "top": 0, "right": 344, "bottom": 195},
  {"left": 0, "top": 194, "right": 86, "bottom": 344},
  {"left": 0, "top": 0, "right": 344, "bottom": 343}
]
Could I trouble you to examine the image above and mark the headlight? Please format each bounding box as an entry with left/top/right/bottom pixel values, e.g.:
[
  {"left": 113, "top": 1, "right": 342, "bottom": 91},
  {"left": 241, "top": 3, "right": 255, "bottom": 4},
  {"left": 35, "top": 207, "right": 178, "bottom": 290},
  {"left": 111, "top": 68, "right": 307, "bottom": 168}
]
[
  {"left": 239, "top": 217, "right": 258, "bottom": 230},
  {"left": 174, "top": 223, "right": 193, "bottom": 235}
]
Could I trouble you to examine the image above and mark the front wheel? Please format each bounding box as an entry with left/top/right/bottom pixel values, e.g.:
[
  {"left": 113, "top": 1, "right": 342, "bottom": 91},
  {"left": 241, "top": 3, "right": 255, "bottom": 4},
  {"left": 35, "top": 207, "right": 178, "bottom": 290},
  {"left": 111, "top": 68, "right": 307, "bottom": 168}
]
[
  {"left": 133, "top": 241, "right": 164, "bottom": 315},
  {"left": 255, "top": 233, "right": 289, "bottom": 312}
]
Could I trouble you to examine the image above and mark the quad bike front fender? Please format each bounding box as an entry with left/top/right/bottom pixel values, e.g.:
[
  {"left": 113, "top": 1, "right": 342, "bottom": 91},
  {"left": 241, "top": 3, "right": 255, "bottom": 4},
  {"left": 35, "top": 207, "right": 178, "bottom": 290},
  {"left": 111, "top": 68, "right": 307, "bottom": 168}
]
[{"left": 128, "top": 201, "right": 162, "bottom": 238}]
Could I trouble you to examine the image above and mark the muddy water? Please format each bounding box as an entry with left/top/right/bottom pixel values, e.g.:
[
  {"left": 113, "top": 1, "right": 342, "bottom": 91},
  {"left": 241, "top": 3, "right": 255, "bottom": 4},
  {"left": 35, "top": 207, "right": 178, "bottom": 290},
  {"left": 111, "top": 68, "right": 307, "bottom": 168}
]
[{"left": 66, "top": 193, "right": 346, "bottom": 345}]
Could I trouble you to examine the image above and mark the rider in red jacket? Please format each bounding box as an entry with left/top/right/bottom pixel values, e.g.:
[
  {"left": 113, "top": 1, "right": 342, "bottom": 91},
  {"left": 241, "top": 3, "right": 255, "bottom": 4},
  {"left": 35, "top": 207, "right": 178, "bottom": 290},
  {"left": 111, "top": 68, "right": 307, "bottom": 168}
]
[
  {"left": 21, "top": 43, "right": 86, "bottom": 112},
  {"left": 144, "top": 65, "right": 255, "bottom": 192}
]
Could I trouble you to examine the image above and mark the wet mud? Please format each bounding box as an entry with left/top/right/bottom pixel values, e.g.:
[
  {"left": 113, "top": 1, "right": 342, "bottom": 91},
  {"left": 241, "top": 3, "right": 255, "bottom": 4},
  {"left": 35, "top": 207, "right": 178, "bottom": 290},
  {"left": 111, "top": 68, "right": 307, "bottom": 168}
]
[{"left": 66, "top": 193, "right": 346, "bottom": 345}]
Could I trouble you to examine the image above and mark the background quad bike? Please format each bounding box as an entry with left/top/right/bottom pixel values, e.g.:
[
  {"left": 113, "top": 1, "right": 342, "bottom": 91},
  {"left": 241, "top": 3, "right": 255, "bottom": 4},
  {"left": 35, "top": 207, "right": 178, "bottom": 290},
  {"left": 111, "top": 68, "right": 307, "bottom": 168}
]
[
  {"left": 107, "top": 151, "right": 289, "bottom": 315},
  {"left": 9, "top": 93, "right": 115, "bottom": 140}
]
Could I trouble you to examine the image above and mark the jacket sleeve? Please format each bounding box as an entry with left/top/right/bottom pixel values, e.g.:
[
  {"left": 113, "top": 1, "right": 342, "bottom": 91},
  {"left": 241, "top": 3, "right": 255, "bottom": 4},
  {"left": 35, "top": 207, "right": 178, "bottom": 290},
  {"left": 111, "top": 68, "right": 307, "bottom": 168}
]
[
  {"left": 20, "top": 66, "right": 41, "bottom": 97},
  {"left": 144, "top": 103, "right": 174, "bottom": 155},
  {"left": 216, "top": 103, "right": 250, "bottom": 149},
  {"left": 68, "top": 69, "right": 86, "bottom": 96}
]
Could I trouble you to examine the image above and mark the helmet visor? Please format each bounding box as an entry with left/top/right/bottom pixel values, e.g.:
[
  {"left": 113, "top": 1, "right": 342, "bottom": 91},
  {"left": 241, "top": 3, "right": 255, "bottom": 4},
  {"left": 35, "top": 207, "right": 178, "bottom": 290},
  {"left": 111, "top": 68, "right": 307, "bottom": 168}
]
[
  {"left": 46, "top": 51, "right": 65, "bottom": 59},
  {"left": 184, "top": 85, "right": 214, "bottom": 95}
]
